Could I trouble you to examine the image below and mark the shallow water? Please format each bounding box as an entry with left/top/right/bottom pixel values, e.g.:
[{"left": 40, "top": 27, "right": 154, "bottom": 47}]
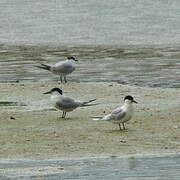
[
  {"left": 0, "top": 45, "right": 180, "bottom": 88},
  {"left": 1, "top": 0, "right": 180, "bottom": 46},
  {"left": 0, "top": 154, "right": 180, "bottom": 180}
]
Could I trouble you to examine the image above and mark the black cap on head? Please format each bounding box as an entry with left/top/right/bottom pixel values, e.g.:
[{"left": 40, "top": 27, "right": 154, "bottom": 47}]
[
  {"left": 67, "top": 56, "right": 78, "bottom": 61},
  {"left": 124, "top": 95, "right": 137, "bottom": 103},
  {"left": 51, "top": 88, "right": 63, "bottom": 94},
  {"left": 44, "top": 87, "right": 63, "bottom": 95}
]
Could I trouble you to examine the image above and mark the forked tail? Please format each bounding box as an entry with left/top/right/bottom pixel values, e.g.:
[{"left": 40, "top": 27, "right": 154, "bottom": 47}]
[
  {"left": 91, "top": 114, "right": 111, "bottom": 121},
  {"left": 35, "top": 63, "right": 51, "bottom": 71},
  {"left": 91, "top": 116, "right": 103, "bottom": 121},
  {"left": 80, "top": 99, "right": 98, "bottom": 107},
  {"left": 82, "top": 98, "right": 96, "bottom": 105}
]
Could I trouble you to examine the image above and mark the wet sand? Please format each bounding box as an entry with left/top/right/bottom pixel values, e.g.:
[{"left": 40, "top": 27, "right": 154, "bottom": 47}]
[{"left": 0, "top": 82, "right": 179, "bottom": 159}]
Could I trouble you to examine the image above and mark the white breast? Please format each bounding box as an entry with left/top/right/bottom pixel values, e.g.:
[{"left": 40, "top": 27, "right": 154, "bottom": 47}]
[{"left": 122, "top": 104, "right": 134, "bottom": 123}]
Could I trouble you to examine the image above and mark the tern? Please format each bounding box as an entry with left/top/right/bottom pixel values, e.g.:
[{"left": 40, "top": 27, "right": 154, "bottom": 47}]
[
  {"left": 44, "top": 88, "right": 97, "bottom": 118},
  {"left": 93, "top": 95, "right": 137, "bottom": 130},
  {"left": 36, "top": 56, "right": 78, "bottom": 83}
]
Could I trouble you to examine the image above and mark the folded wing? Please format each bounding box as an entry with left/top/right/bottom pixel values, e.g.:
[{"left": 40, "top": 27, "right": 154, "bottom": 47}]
[
  {"left": 111, "top": 107, "right": 126, "bottom": 120},
  {"left": 56, "top": 96, "right": 79, "bottom": 109},
  {"left": 54, "top": 61, "right": 75, "bottom": 74}
]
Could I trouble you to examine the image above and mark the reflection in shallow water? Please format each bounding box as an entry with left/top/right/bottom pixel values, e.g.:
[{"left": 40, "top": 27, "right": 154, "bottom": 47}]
[
  {"left": 0, "top": 154, "right": 180, "bottom": 179},
  {"left": 0, "top": 45, "right": 180, "bottom": 88}
]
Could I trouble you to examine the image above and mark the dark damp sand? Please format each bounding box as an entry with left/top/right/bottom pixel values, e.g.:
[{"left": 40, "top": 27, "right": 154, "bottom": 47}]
[{"left": 0, "top": 82, "right": 179, "bottom": 159}]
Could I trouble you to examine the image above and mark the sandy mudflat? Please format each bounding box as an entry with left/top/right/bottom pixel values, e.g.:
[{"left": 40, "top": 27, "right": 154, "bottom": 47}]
[{"left": 0, "top": 82, "right": 179, "bottom": 159}]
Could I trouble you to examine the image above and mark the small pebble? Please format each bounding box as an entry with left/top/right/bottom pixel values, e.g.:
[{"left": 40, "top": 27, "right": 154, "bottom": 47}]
[{"left": 10, "top": 116, "right": 16, "bottom": 120}]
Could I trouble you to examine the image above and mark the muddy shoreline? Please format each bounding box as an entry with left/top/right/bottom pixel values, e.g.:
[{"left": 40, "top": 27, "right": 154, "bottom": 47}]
[{"left": 0, "top": 82, "right": 179, "bottom": 159}]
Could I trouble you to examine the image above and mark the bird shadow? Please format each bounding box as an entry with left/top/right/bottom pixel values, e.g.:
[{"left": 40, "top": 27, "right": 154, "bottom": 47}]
[
  {"left": 105, "top": 129, "right": 134, "bottom": 134},
  {"left": 55, "top": 117, "right": 72, "bottom": 121}
]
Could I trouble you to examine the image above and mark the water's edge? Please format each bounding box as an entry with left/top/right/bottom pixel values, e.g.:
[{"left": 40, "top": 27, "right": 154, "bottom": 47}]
[
  {"left": 1, "top": 153, "right": 180, "bottom": 180},
  {"left": 0, "top": 44, "right": 180, "bottom": 88}
]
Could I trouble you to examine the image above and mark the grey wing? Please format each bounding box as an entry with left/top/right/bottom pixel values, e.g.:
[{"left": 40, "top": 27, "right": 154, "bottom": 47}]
[
  {"left": 54, "top": 61, "right": 75, "bottom": 74},
  {"left": 56, "top": 96, "right": 79, "bottom": 109},
  {"left": 111, "top": 108, "right": 126, "bottom": 120}
]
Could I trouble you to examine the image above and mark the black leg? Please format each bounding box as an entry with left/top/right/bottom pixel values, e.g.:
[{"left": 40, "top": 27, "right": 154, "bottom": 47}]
[
  {"left": 119, "top": 123, "right": 122, "bottom": 130},
  {"left": 122, "top": 123, "right": 126, "bottom": 130},
  {"left": 64, "top": 76, "right": 67, "bottom": 83},
  {"left": 62, "top": 111, "right": 65, "bottom": 118},
  {"left": 62, "top": 111, "right": 67, "bottom": 118}
]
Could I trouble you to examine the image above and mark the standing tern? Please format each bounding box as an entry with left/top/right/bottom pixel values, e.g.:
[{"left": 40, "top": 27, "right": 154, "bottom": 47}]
[
  {"left": 44, "top": 88, "right": 97, "bottom": 118},
  {"left": 36, "top": 56, "right": 78, "bottom": 83},
  {"left": 93, "top": 95, "right": 137, "bottom": 130}
]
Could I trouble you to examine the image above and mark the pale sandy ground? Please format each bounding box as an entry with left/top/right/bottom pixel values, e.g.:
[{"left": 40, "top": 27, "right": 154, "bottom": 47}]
[{"left": 0, "top": 82, "right": 179, "bottom": 159}]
